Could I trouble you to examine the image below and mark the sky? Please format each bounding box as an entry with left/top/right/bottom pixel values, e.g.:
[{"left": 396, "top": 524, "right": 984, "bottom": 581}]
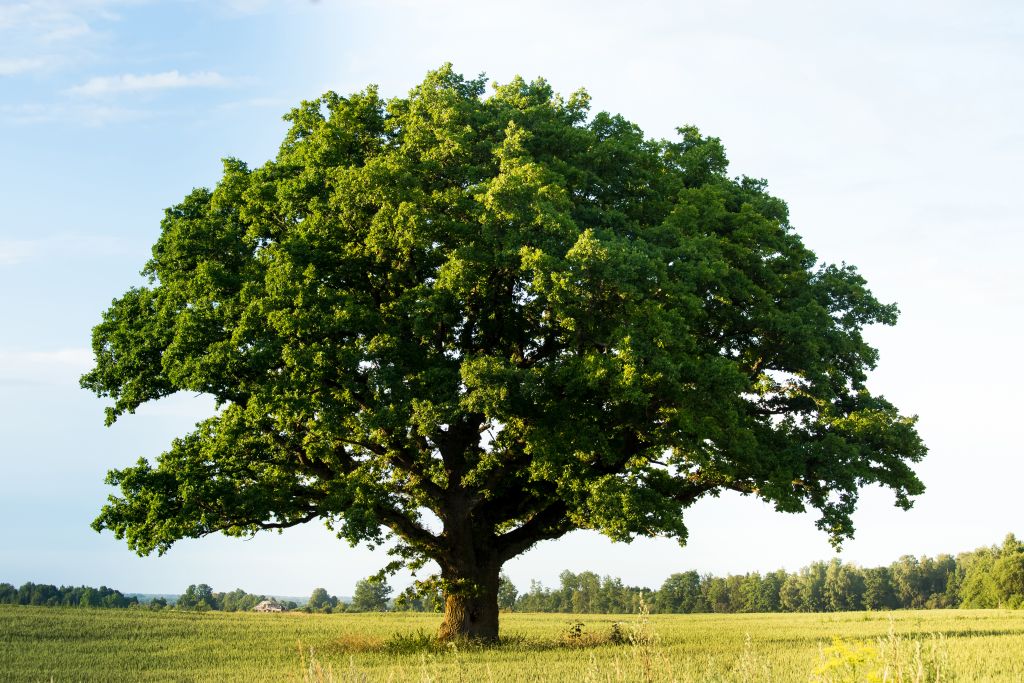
[{"left": 1, "top": 0, "right": 1022, "bottom": 599}]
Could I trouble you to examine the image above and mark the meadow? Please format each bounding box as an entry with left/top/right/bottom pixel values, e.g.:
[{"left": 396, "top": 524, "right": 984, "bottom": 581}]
[{"left": 2, "top": 605, "right": 1024, "bottom": 682}]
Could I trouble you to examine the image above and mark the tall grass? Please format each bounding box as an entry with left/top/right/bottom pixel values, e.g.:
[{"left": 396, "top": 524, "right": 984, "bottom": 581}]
[{"left": 2, "top": 606, "right": 1023, "bottom": 681}]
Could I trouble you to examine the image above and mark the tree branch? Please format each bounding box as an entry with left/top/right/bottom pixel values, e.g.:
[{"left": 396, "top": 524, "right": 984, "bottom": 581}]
[
  {"left": 495, "top": 501, "right": 573, "bottom": 563},
  {"left": 254, "top": 511, "right": 320, "bottom": 529},
  {"left": 373, "top": 503, "right": 443, "bottom": 555},
  {"left": 386, "top": 448, "right": 446, "bottom": 503}
]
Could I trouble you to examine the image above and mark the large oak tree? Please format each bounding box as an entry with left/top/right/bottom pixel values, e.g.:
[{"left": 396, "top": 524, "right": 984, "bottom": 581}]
[{"left": 83, "top": 66, "right": 925, "bottom": 641}]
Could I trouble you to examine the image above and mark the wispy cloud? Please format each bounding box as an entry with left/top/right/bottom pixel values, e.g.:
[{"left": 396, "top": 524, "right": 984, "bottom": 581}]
[
  {"left": 0, "top": 57, "right": 49, "bottom": 75},
  {"left": 0, "top": 239, "right": 37, "bottom": 265},
  {"left": 0, "top": 1, "right": 136, "bottom": 80},
  {"left": 76, "top": 102, "right": 151, "bottom": 124},
  {"left": 220, "top": 0, "right": 273, "bottom": 15},
  {"left": 0, "top": 1, "right": 135, "bottom": 32},
  {"left": 41, "top": 21, "right": 91, "bottom": 43},
  {"left": 68, "top": 69, "right": 228, "bottom": 96}
]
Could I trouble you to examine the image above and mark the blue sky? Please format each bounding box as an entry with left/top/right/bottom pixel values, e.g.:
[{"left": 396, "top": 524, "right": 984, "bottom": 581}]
[{"left": 1, "top": 0, "right": 1022, "bottom": 598}]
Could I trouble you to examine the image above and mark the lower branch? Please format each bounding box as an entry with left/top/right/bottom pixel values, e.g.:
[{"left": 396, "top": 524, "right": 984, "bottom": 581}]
[
  {"left": 374, "top": 503, "right": 443, "bottom": 555},
  {"left": 495, "top": 501, "right": 573, "bottom": 563}
]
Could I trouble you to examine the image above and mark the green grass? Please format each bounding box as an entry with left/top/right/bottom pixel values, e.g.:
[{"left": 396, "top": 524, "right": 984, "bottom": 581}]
[{"left": 2, "top": 606, "right": 1024, "bottom": 681}]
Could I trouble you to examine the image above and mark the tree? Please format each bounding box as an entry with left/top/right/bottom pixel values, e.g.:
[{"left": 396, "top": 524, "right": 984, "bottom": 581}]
[
  {"left": 497, "top": 573, "right": 518, "bottom": 611},
  {"left": 823, "top": 560, "right": 864, "bottom": 612},
  {"left": 958, "top": 546, "right": 999, "bottom": 608},
  {"left": 351, "top": 577, "right": 391, "bottom": 612},
  {"left": 861, "top": 567, "right": 897, "bottom": 610},
  {"left": 993, "top": 534, "right": 1024, "bottom": 608},
  {"left": 656, "top": 571, "right": 705, "bottom": 613},
  {"left": 759, "top": 570, "right": 786, "bottom": 613},
  {"left": 704, "top": 576, "right": 734, "bottom": 613},
  {"left": 307, "top": 587, "right": 338, "bottom": 612},
  {"left": 177, "top": 583, "right": 217, "bottom": 611},
  {"left": 919, "top": 554, "right": 957, "bottom": 608},
  {"left": 598, "top": 576, "right": 632, "bottom": 613},
  {"left": 569, "top": 571, "right": 602, "bottom": 613},
  {"left": 82, "top": 65, "right": 926, "bottom": 641},
  {"left": 798, "top": 563, "right": 828, "bottom": 612},
  {"left": 394, "top": 577, "right": 444, "bottom": 612},
  {"left": 516, "top": 580, "right": 554, "bottom": 612},
  {"left": 221, "top": 588, "right": 262, "bottom": 612},
  {"left": 79, "top": 587, "right": 100, "bottom": 608}
]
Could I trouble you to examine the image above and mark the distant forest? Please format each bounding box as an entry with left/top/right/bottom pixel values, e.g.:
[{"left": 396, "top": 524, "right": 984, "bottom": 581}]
[
  {"left": 395, "top": 533, "right": 1024, "bottom": 614},
  {"left": 0, "top": 583, "right": 283, "bottom": 612},
  {"left": 0, "top": 584, "right": 140, "bottom": 609},
  {"left": 4, "top": 534, "right": 1023, "bottom": 614}
]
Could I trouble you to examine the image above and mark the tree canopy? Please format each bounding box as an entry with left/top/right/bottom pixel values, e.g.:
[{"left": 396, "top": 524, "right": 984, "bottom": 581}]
[
  {"left": 350, "top": 577, "right": 392, "bottom": 612},
  {"left": 82, "top": 65, "right": 925, "bottom": 640}
]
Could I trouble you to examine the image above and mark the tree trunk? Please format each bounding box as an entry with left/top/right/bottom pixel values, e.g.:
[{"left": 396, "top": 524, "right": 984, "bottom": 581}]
[{"left": 436, "top": 555, "right": 501, "bottom": 642}]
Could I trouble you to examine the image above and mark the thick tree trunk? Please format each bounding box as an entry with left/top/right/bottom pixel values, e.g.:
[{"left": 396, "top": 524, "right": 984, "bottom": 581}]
[{"left": 436, "top": 555, "right": 501, "bottom": 642}]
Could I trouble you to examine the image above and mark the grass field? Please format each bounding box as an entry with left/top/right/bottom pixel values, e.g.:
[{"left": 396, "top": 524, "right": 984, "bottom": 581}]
[{"left": 2, "top": 606, "right": 1023, "bottom": 682}]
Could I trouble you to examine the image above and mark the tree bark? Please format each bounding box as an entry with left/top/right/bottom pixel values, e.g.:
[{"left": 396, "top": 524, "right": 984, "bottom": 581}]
[{"left": 436, "top": 554, "right": 501, "bottom": 642}]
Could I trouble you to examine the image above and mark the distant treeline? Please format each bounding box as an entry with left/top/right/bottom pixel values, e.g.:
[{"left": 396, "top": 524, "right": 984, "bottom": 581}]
[
  {"left": 174, "top": 584, "right": 298, "bottom": 611},
  {"left": 388, "top": 534, "right": 1024, "bottom": 614},
  {"left": 0, "top": 582, "right": 286, "bottom": 611},
  {"left": 0, "top": 583, "right": 139, "bottom": 609},
  {"left": 498, "top": 533, "right": 1024, "bottom": 614},
  {"left": 5, "top": 534, "right": 1023, "bottom": 614}
]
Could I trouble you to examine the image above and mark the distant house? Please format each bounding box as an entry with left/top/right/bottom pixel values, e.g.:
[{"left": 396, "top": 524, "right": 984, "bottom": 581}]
[{"left": 253, "top": 599, "right": 285, "bottom": 613}]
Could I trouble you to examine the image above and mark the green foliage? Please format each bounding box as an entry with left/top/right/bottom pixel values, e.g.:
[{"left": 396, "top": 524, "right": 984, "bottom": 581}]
[
  {"left": 82, "top": 66, "right": 925, "bottom": 635},
  {"left": 655, "top": 571, "right": 706, "bottom": 614},
  {"left": 7, "top": 535, "right": 1024, "bottom": 621},
  {"left": 508, "top": 535, "right": 1024, "bottom": 615},
  {"left": 306, "top": 587, "right": 341, "bottom": 613},
  {"left": 218, "top": 587, "right": 263, "bottom": 612},
  {"left": 351, "top": 576, "right": 392, "bottom": 612},
  {"left": 861, "top": 567, "right": 898, "bottom": 611},
  {"left": 824, "top": 559, "right": 865, "bottom": 612},
  {"left": 513, "top": 571, "right": 652, "bottom": 614},
  {"left": 393, "top": 576, "right": 444, "bottom": 613},
  {"left": 177, "top": 583, "right": 217, "bottom": 611},
  {"left": 497, "top": 572, "right": 518, "bottom": 610},
  {"left": 0, "top": 582, "right": 137, "bottom": 608},
  {"left": 0, "top": 580, "right": 272, "bottom": 614},
  {"left": 959, "top": 534, "right": 1024, "bottom": 608}
]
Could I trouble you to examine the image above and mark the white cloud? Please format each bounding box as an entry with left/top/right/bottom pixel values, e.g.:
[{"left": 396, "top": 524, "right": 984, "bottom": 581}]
[
  {"left": 0, "top": 3, "right": 32, "bottom": 31},
  {"left": 219, "top": 0, "right": 272, "bottom": 15},
  {"left": 0, "top": 1, "right": 137, "bottom": 32},
  {"left": 68, "top": 69, "right": 228, "bottom": 96},
  {"left": 0, "top": 1, "right": 139, "bottom": 80},
  {"left": 0, "top": 57, "right": 49, "bottom": 75},
  {"left": 76, "top": 103, "right": 152, "bottom": 125},
  {"left": 41, "top": 21, "right": 91, "bottom": 42},
  {"left": 0, "top": 100, "right": 154, "bottom": 126},
  {"left": 0, "top": 239, "right": 37, "bottom": 265}
]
